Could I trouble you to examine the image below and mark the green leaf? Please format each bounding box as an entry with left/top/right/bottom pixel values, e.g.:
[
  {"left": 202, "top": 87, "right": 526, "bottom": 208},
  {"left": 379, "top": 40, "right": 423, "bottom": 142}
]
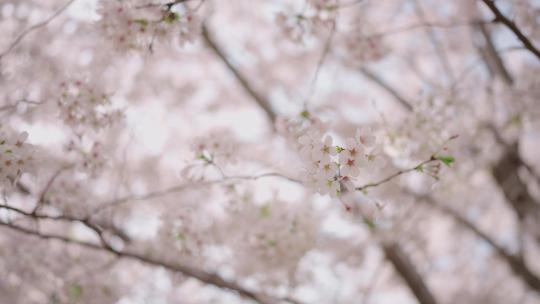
[
  {"left": 69, "top": 283, "right": 83, "bottom": 301},
  {"left": 133, "top": 19, "right": 148, "bottom": 27},
  {"left": 300, "top": 110, "right": 310, "bottom": 119},
  {"left": 164, "top": 12, "right": 180, "bottom": 24},
  {"left": 259, "top": 205, "right": 271, "bottom": 218},
  {"left": 435, "top": 155, "right": 455, "bottom": 167},
  {"left": 175, "top": 232, "right": 185, "bottom": 241},
  {"left": 364, "top": 218, "right": 377, "bottom": 230}
]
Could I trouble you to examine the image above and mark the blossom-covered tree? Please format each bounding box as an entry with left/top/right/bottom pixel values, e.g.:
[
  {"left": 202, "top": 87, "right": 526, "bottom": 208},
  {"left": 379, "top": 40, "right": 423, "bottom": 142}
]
[{"left": 1, "top": 0, "right": 539, "bottom": 303}]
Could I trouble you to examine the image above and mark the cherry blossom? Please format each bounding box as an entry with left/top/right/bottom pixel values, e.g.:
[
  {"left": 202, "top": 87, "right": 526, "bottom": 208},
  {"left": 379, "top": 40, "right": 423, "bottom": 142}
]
[
  {"left": 97, "top": 0, "right": 200, "bottom": 52},
  {"left": 275, "top": 0, "right": 336, "bottom": 43},
  {"left": 364, "top": 145, "right": 386, "bottom": 170},
  {"left": 356, "top": 126, "right": 377, "bottom": 148},
  {"left": 339, "top": 137, "right": 363, "bottom": 177},
  {"left": 0, "top": 128, "right": 34, "bottom": 189},
  {"left": 311, "top": 134, "right": 336, "bottom": 161},
  {"left": 57, "top": 79, "right": 123, "bottom": 130},
  {"left": 0, "top": 0, "right": 538, "bottom": 303},
  {"left": 190, "top": 130, "right": 238, "bottom": 167}
]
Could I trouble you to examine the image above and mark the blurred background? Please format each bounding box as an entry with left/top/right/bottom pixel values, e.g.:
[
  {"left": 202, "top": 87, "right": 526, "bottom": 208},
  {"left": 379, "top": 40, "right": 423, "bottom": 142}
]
[{"left": 0, "top": 0, "right": 539, "bottom": 303}]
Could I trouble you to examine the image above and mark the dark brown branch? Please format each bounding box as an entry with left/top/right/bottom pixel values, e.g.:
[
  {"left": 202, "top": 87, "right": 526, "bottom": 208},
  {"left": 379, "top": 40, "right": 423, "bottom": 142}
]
[
  {"left": 359, "top": 67, "right": 414, "bottom": 112},
  {"left": 472, "top": 20, "right": 540, "bottom": 244},
  {"left": 360, "top": 214, "right": 438, "bottom": 304},
  {"left": 32, "top": 166, "right": 71, "bottom": 214},
  {"left": 0, "top": 220, "right": 285, "bottom": 304},
  {"left": 382, "top": 242, "right": 437, "bottom": 304},
  {"left": 472, "top": 21, "right": 514, "bottom": 85},
  {"left": 480, "top": 0, "right": 540, "bottom": 61},
  {"left": 492, "top": 146, "right": 540, "bottom": 231},
  {"left": 201, "top": 23, "right": 276, "bottom": 125},
  {"left": 417, "top": 194, "right": 540, "bottom": 292},
  {"left": 13, "top": 179, "right": 131, "bottom": 243}
]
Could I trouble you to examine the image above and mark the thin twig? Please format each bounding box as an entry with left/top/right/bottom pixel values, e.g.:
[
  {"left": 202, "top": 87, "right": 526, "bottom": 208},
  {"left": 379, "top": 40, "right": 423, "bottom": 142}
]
[
  {"left": 32, "top": 166, "right": 71, "bottom": 214},
  {"left": 93, "top": 172, "right": 300, "bottom": 213},
  {"left": 355, "top": 156, "right": 437, "bottom": 192},
  {"left": 0, "top": 0, "right": 76, "bottom": 61},
  {"left": 364, "top": 20, "right": 489, "bottom": 40},
  {"left": 303, "top": 10, "right": 338, "bottom": 109}
]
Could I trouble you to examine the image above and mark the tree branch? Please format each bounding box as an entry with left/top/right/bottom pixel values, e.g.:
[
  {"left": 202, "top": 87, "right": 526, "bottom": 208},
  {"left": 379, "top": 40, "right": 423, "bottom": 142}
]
[
  {"left": 416, "top": 193, "right": 540, "bottom": 292},
  {"left": 360, "top": 210, "right": 438, "bottom": 304},
  {"left": 480, "top": 0, "right": 540, "bottom": 61},
  {"left": 0, "top": 220, "right": 289, "bottom": 304},
  {"left": 93, "top": 172, "right": 300, "bottom": 213},
  {"left": 201, "top": 23, "right": 276, "bottom": 126},
  {"left": 359, "top": 67, "right": 414, "bottom": 112},
  {"left": 382, "top": 242, "right": 438, "bottom": 304},
  {"left": 355, "top": 156, "right": 437, "bottom": 192},
  {"left": 472, "top": 20, "right": 514, "bottom": 85}
]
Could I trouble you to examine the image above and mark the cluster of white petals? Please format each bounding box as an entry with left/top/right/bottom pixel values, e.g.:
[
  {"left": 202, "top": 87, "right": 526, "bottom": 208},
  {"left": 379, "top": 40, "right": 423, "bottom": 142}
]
[
  {"left": 65, "top": 139, "right": 107, "bottom": 177},
  {"left": 385, "top": 95, "right": 467, "bottom": 160},
  {"left": 339, "top": 29, "right": 389, "bottom": 64},
  {"left": 288, "top": 115, "right": 385, "bottom": 198},
  {"left": 57, "top": 80, "right": 123, "bottom": 130},
  {"left": 0, "top": 127, "right": 34, "bottom": 190},
  {"left": 97, "top": 0, "right": 200, "bottom": 52},
  {"left": 275, "top": 0, "right": 336, "bottom": 43},
  {"left": 190, "top": 130, "right": 238, "bottom": 167},
  {"left": 216, "top": 197, "right": 318, "bottom": 282}
]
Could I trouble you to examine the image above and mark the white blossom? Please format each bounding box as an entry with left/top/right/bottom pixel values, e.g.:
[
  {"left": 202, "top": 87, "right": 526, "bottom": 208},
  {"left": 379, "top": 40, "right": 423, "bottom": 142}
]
[
  {"left": 339, "top": 138, "right": 363, "bottom": 177},
  {"left": 311, "top": 134, "right": 336, "bottom": 161},
  {"left": 57, "top": 80, "right": 123, "bottom": 130},
  {"left": 0, "top": 128, "right": 34, "bottom": 189},
  {"left": 97, "top": 0, "right": 200, "bottom": 52},
  {"left": 356, "top": 126, "right": 376, "bottom": 148}
]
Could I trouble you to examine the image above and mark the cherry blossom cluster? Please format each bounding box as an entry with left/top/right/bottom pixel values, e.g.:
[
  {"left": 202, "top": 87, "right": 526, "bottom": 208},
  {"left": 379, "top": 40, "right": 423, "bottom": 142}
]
[
  {"left": 301, "top": 128, "right": 385, "bottom": 197},
  {"left": 339, "top": 29, "right": 388, "bottom": 64},
  {"left": 385, "top": 95, "right": 467, "bottom": 161},
  {"left": 283, "top": 114, "right": 385, "bottom": 198},
  {"left": 97, "top": 0, "right": 200, "bottom": 51},
  {"left": 161, "top": 209, "right": 211, "bottom": 266},
  {"left": 57, "top": 80, "right": 123, "bottom": 130},
  {"left": 43, "top": 176, "right": 94, "bottom": 218},
  {"left": 65, "top": 139, "right": 107, "bottom": 177},
  {"left": 0, "top": 127, "right": 34, "bottom": 190},
  {"left": 216, "top": 196, "right": 317, "bottom": 282},
  {"left": 190, "top": 130, "right": 238, "bottom": 167},
  {"left": 275, "top": 0, "right": 337, "bottom": 43}
]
